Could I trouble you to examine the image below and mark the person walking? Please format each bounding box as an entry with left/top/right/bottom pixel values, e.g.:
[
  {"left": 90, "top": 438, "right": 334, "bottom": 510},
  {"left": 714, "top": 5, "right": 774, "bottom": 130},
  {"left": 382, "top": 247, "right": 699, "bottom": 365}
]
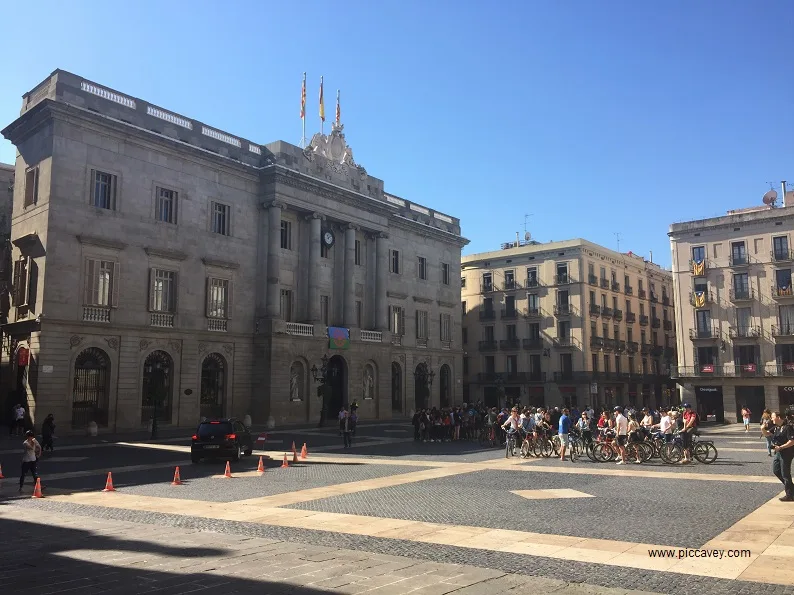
[
  {"left": 761, "top": 410, "right": 775, "bottom": 457},
  {"left": 19, "top": 430, "right": 42, "bottom": 494},
  {"left": 41, "top": 414, "right": 56, "bottom": 453},
  {"left": 340, "top": 408, "right": 355, "bottom": 449},
  {"left": 770, "top": 409, "right": 794, "bottom": 502},
  {"left": 558, "top": 408, "right": 572, "bottom": 462}
]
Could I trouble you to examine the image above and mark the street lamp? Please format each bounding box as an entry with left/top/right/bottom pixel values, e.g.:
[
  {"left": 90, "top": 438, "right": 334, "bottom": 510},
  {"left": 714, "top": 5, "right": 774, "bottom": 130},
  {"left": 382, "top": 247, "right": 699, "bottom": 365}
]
[
  {"left": 311, "top": 354, "right": 330, "bottom": 385},
  {"left": 311, "top": 354, "right": 332, "bottom": 427}
]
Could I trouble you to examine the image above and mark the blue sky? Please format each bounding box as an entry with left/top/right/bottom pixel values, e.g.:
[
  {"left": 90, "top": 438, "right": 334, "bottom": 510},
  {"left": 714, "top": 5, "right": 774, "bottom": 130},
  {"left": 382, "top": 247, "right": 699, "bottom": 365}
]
[{"left": 1, "top": 1, "right": 792, "bottom": 267}]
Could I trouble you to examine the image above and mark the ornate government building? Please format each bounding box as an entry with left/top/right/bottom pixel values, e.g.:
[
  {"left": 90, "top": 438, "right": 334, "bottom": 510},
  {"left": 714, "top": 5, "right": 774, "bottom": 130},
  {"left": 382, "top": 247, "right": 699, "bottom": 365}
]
[{"left": 1, "top": 70, "right": 466, "bottom": 431}]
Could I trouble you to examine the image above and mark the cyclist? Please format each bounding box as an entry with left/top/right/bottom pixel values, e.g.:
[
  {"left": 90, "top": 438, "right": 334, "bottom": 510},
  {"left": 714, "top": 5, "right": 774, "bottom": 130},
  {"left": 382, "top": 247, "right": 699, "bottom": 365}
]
[
  {"left": 681, "top": 403, "right": 699, "bottom": 464},
  {"left": 502, "top": 407, "right": 521, "bottom": 451},
  {"left": 614, "top": 406, "right": 629, "bottom": 465}
]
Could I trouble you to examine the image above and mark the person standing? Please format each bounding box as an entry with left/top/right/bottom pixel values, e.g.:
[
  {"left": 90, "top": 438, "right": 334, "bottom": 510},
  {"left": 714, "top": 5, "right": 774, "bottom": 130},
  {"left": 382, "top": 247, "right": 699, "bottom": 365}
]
[
  {"left": 761, "top": 410, "right": 775, "bottom": 457},
  {"left": 770, "top": 410, "right": 794, "bottom": 502},
  {"left": 19, "top": 430, "right": 42, "bottom": 494},
  {"left": 741, "top": 406, "right": 752, "bottom": 433},
  {"left": 681, "top": 403, "right": 699, "bottom": 464},
  {"left": 41, "top": 414, "right": 56, "bottom": 453},
  {"left": 340, "top": 408, "right": 355, "bottom": 448},
  {"left": 558, "top": 408, "right": 572, "bottom": 462},
  {"left": 613, "top": 407, "right": 628, "bottom": 464}
]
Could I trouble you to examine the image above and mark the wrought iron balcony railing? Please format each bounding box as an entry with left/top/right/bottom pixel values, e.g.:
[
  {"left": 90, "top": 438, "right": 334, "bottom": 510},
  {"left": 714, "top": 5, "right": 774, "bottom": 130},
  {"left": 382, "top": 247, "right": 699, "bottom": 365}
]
[
  {"left": 689, "top": 327, "right": 719, "bottom": 340},
  {"left": 729, "top": 287, "right": 755, "bottom": 302}
]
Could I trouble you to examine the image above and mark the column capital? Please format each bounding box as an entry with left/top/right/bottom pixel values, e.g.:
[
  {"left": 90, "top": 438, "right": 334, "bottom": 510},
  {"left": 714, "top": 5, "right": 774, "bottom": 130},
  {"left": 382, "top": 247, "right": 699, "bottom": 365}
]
[
  {"left": 262, "top": 200, "right": 286, "bottom": 210},
  {"left": 377, "top": 232, "right": 389, "bottom": 240},
  {"left": 346, "top": 223, "right": 359, "bottom": 232},
  {"left": 306, "top": 212, "right": 326, "bottom": 221}
]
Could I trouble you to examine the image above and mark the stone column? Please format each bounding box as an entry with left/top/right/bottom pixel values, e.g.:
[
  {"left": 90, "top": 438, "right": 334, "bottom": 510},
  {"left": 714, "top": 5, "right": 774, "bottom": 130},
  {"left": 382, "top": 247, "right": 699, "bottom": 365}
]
[
  {"left": 376, "top": 232, "right": 389, "bottom": 331},
  {"left": 344, "top": 224, "right": 357, "bottom": 327},
  {"left": 307, "top": 213, "right": 323, "bottom": 322},
  {"left": 266, "top": 202, "right": 283, "bottom": 318}
]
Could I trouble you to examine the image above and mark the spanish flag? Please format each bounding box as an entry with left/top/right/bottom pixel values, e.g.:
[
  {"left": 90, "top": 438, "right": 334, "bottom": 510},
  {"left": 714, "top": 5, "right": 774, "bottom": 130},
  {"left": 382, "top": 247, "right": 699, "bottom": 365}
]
[
  {"left": 300, "top": 73, "right": 306, "bottom": 120},
  {"left": 319, "top": 76, "right": 325, "bottom": 122}
]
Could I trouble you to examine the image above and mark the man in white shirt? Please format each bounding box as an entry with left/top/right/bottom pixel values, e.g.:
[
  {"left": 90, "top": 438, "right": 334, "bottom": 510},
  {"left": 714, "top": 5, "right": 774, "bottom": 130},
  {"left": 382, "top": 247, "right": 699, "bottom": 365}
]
[
  {"left": 613, "top": 406, "right": 629, "bottom": 464},
  {"left": 657, "top": 411, "right": 673, "bottom": 442}
]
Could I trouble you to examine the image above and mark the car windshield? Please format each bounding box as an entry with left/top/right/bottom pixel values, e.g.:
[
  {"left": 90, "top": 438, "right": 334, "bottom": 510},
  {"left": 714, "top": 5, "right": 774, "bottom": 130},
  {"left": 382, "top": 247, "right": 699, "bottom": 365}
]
[{"left": 197, "top": 422, "right": 233, "bottom": 437}]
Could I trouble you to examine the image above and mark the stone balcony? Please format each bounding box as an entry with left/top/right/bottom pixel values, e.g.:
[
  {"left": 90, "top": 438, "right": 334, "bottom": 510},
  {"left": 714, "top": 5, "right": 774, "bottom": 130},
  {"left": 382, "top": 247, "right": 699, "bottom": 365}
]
[{"left": 83, "top": 306, "right": 110, "bottom": 323}]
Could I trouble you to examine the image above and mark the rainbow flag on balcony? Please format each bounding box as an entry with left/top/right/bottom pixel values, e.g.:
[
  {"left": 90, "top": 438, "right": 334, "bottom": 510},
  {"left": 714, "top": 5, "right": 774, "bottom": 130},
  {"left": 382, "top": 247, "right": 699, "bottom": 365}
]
[
  {"left": 693, "top": 291, "right": 706, "bottom": 308},
  {"left": 329, "top": 326, "right": 350, "bottom": 350},
  {"left": 692, "top": 260, "right": 705, "bottom": 276}
]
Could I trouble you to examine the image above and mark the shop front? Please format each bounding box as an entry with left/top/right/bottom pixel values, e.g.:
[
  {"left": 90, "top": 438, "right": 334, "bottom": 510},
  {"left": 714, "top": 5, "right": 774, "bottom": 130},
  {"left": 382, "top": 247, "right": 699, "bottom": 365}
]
[
  {"left": 779, "top": 386, "right": 794, "bottom": 412},
  {"left": 695, "top": 385, "right": 724, "bottom": 424}
]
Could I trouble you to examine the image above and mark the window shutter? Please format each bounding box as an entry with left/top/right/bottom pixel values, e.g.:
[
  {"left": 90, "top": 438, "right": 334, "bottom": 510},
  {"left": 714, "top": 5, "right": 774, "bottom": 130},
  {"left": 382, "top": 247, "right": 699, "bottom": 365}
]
[
  {"left": 400, "top": 307, "right": 405, "bottom": 336},
  {"left": 89, "top": 169, "right": 95, "bottom": 206},
  {"left": 415, "top": 311, "right": 419, "bottom": 338},
  {"left": 21, "top": 257, "right": 31, "bottom": 306},
  {"left": 227, "top": 279, "right": 233, "bottom": 320},
  {"left": 172, "top": 272, "right": 179, "bottom": 313},
  {"left": 111, "top": 262, "right": 120, "bottom": 308},
  {"left": 148, "top": 268, "right": 155, "bottom": 311},
  {"left": 12, "top": 259, "right": 21, "bottom": 305},
  {"left": 388, "top": 306, "right": 393, "bottom": 332},
  {"left": 205, "top": 277, "right": 211, "bottom": 317},
  {"left": 732, "top": 345, "right": 739, "bottom": 364},
  {"left": 84, "top": 259, "right": 95, "bottom": 305}
]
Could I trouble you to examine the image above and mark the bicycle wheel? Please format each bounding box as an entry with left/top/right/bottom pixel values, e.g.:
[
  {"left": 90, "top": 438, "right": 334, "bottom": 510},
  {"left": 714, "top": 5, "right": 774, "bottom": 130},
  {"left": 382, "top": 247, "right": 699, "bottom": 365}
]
[
  {"left": 585, "top": 442, "right": 598, "bottom": 462},
  {"left": 637, "top": 442, "right": 654, "bottom": 463},
  {"left": 569, "top": 440, "right": 580, "bottom": 462},
  {"left": 661, "top": 443, "right": 682, "bottom": 464},
  {"left": 693, "top": 442, "right": 718, "bottom": 464},
  {"left": 539, "top": 439, "right": 553, "bottom": 458},
  {"left": 520, "top": 440, "right": 531, "bottom": 458},
  {"left": 593, "top": 442, "right": 613, "bottom": 462},
  {"left": 551, "top": 435, "right": 561, "bottom": 456}
]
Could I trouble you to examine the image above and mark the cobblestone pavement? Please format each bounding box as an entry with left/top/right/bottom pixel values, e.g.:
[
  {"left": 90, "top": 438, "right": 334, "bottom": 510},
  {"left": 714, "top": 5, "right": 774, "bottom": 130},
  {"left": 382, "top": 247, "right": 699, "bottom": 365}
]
[
  {"left": 285, "top": 469, "right": 782, "bottom": 548},
  {"left": 0, "top": 424, "right": 791, "bottom": 594}
]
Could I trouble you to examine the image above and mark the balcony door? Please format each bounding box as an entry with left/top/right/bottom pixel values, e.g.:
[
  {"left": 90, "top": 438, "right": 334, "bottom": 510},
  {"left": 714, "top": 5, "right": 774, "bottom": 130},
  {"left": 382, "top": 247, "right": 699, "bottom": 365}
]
[
  {"left": 696, "top": 310, "right": 711, "bottom": 334},
  {"left": 780, "top": 305, "right": 794, "bottom": 335},
  {"left": 560, "top": 353, "right": 572, "bottom": 375},
  {"left": 776, "top": 269, "right": 792, "bottom": 292},
  {"left": 774, "top": 236, "right": 789, "bottom": 259},
  {"left": 731, "top": 241, "right": 747, "bottom": 265},
  {"left": 527, "top": 293, "right": 539, "bottom": 314}
]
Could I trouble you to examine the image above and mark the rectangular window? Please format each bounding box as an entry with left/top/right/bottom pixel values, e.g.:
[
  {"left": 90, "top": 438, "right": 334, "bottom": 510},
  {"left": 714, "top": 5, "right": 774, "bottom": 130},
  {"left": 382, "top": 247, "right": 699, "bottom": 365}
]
[
  {"left": 280, "top": 220, "right": 292, "bottom": 250},
  {"left": 592, "top": 353, "right": 599, "bottom": 372},
  {"left": 355, "top": 239, "right": 362, "bottom": 265},
  {"left": 485, "top": 356, "right": 495, "bottom": 374},
  {"left": 731, "top": 241, "right": 747, "bottom": 265},
  {"left": 526, "top": 267, "right": 538, "bottom": 287},
  {"left": 696, "top": 310, "right": 711, "bottom": 333},
  {"left": 84, "top": 259, "right": 119, "bottom": 308},
  {"left": 416, "top": 310, "right": 428, "bottom": 339},
  {"left": 604, "top": 355, "right": 611, "bottom": 374},
  {"left": 389, "top": 250, "right": 400, "bottom": 274},
  {"left": 506, "top": 324, "right": 517, "bottom": 340},
  {"left": 482, "top": 272, "right": 492, "bottom": 291},
  {"left": 12, "top": 257, "right": 30, "bottom": 307},
  {"left": 507, "top": 355, "right": 518, "bottom": 375},
  {"left": 281, "top": 289, "right": 293, "bottom": 322},
  {"left": 527, "top": 293, "right": 539, "bottom": 313},
  {"left": 206, "top": 277, "right": 229, "bottom": 319},
  {"left": 149, "top": 269, "right": 177, "bottom": 313},
  {"left": 155, "top": 187, "right": 177, "bottom": 224},
  {"left": 461, "top": 300, "right": 467, "bottom": 315},
  {"left": 211, "top": 201, "right": 231, "bottom": 236},
  {"left": 461, "top": 276, "right": 467, "bottom": 288},
  {"left": 773, "top": 236, "right": 789, "bottom": 260},
  {"left": 417, "top": 256, "right": 427, "bottom": 280},
  {"left": 441, "top": 313, "right": 452, "bottom": 342},
  {"left": 24, "top": 167, "right": 39, "bottom": 207},
  {"left": 355, "top": 300, "right": 362, "bottom": 328},
  {"left": 528, "top": 323, "right": 540, "bottom": 340},
  {"left": 484, "top": 326, "right": 495, "bottom": 341},
  {"left": 590, "top": 321, "right": 597, "bottom": 336},
  {"left": 627, "top": 328, "right": 633, "bottom": 342},
  {"left": 463, "top": 357, "right": 469, "bottom": 375},
  {"left": 390, "top": 306, "right": 405, "bottom": 335},
  {"left": 462, "top": 327, "right": 468, "bottom": 345},
  {"left": 91, "top": 170, "right": 117, "bottom": 210},
  {"left": 442, "top": 263, "right": 450, "bottom": 285},
  {"left": 733, "top": 272, "right": 749, "bottom": 294},
  {"left": 692, "top": 246, "right": 706, "bottom": 262},
  {"left": 736, "top": 307, "right": 751, "bottom": 332},
  {"left": 320, "top": 295, "right": 329, "bottom": 325}
]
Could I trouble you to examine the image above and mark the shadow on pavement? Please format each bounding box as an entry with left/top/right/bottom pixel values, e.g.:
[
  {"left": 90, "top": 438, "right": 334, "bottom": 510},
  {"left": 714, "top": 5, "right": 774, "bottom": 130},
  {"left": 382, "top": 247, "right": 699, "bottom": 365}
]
[{"left": 0, "top": 516, "right": 346, "bottom": 594}]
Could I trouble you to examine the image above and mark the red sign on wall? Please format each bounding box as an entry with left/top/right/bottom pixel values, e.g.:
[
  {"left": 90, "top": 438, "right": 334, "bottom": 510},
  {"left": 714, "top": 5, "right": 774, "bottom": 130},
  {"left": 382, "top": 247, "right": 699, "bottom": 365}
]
[{"left": 17, "top": 347, "right": 29, "bottom": 366}]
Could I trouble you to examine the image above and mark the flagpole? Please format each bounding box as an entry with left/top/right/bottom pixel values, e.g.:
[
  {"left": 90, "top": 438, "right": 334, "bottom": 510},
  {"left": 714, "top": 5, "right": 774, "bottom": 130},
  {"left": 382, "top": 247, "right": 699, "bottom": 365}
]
[
  {"left": 300, "top": 72, "right": 307, "bottom": 148},
  {"left": 336, "top": 89, "right": 340, "bottom": 127},
  {"left": 319, "top": 75, "right": 325, "bottom": 135}
]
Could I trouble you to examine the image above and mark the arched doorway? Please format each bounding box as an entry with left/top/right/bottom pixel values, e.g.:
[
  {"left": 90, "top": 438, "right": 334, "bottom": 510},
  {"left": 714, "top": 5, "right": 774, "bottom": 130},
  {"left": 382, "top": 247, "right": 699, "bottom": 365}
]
[
  {"left": 391, "top": 362, "right": 402, "bottom": 413},
  {"left": 327, "top": 355, "right": 347, "bottom": 415},
  {"left": 200, "top": 353, "right": 225, "bottom": 419},
  {"left": 141, "top": 350, "right": 173, "bottom": 424},
  {"left": 440, "top": 364, "right": 451, "bottom": 409},
  {"left": 72, "top": 347, "right": 110, "bottom": 429},
  {"left": 414, "top": 362, "right": 432, "bottom": 411}
]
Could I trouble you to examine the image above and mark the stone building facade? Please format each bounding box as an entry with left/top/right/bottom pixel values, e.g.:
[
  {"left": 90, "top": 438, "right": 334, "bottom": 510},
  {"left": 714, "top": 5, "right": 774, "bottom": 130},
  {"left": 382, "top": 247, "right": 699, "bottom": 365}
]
[
  {"left": 0, "top": 70, "right": 467, "bottom": 432},
  {"left": 670, "top": 196, "right": 794, "bottom": 423},
  {"left": 462, "top": 239, "right": 676, "bottom": 410}
]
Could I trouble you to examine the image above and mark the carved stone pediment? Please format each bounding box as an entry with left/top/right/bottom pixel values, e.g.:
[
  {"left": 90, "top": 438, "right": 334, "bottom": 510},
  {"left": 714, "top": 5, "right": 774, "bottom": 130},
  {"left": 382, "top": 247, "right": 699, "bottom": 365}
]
[{"left": 304, "top": 123, "right": 367, "bottom": 180}]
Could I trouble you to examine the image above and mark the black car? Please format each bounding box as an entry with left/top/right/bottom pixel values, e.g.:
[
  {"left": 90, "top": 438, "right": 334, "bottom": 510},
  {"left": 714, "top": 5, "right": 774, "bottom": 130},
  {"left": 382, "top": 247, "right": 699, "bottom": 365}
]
[{"left": 191, "top": 418, "right": 253, "bottom": 463}]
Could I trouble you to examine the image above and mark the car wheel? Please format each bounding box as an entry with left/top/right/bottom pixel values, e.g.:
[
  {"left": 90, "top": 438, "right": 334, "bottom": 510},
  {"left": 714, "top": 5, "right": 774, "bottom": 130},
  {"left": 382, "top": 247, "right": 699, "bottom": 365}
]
[
  {"left": 232, "top": 444, "right": 242, "bottom": 462},
  {"left": 244, "top": 446, "right": 253, "bottom": 457}
]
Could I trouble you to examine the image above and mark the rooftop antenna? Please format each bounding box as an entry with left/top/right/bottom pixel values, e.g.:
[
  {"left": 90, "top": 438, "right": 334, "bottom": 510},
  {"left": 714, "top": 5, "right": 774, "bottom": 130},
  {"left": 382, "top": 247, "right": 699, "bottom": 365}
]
[
  {"left": 614, "top": 232, "right": 622, "bottom": 252},
  {"left": 523, "top": 214, "right": 534, "bottom": 243}
]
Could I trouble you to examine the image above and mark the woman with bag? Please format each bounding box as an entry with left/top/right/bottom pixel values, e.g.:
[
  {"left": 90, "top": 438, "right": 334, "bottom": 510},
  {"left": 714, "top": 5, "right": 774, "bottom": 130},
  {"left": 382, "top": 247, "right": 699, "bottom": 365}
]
[{"left": 19, "top": 430, "right": 42, "bottom": 494}]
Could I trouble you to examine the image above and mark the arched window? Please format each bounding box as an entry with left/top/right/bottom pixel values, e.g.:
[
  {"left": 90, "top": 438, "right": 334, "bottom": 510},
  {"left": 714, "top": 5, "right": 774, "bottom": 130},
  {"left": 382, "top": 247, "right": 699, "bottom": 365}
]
[
  {"left": 141, "top": 350, "right": 173, "bottom": 424},
  {"left": 72, "top": 347, "right": 110, "bottom": 428},
  {"left": 201, "top": 353, "right": 226, "bottom": 418}
]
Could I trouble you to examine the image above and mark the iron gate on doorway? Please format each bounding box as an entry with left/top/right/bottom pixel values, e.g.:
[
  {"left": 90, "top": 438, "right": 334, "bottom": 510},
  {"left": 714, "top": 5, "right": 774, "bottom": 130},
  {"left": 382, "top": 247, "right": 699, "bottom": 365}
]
[{"left": 72, "top": 347, "right": 110, "bottom": 429}]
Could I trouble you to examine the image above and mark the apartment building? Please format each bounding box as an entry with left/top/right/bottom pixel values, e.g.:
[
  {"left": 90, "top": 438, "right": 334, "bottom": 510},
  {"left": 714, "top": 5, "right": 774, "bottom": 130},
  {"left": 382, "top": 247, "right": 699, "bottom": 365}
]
[
  {"left": 670, "top": 199, "right": 794, "bottom": 422},
  {"left": 0, "top": 70, "right": 467, "bottom": 431},
  {"left": 461, "top": 239, "right": 676, "bottom": 409}
]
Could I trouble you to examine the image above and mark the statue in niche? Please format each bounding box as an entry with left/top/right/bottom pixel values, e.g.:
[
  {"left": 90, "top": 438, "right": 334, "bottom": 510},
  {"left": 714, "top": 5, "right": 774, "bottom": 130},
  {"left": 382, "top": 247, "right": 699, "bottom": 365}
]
[
  {"left": 290, "top": 363, "right": 302, "bottom": 401},
  {"left": 363, "top": 366, "right": 374, "bottom": 400}
]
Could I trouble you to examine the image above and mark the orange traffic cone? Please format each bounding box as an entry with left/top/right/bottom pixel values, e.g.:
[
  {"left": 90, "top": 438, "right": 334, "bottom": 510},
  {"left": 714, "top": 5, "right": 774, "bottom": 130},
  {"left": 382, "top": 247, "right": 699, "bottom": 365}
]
[
  {"left": 172, "top": 466, "right": 182, "bottom": 485},
  {"left": 291, "top": 441, "right": 298, "bottom": 457},
  {"left": 102, "top": 472, "right": 116, "bottom": 492},
  {"left": 301, "top": 443, "right": 308, "bottom": 460},
  {"left": 257, "top": 456, "right": 265, "bottom": 474},
  {"left": 281, "top": 453, "right": 289, "bottom": 468},
  {"left": 292, "top": 449, "right": 299, "bottom": 464},
  {"left": 224, "top": 461, "right": 232, "bottom": 478},
  {"left": 0, "top": 463, "right": 4, "bottom": 479},
  {"left": 32, "top": 477, "right": 43, "bottom": 498}
]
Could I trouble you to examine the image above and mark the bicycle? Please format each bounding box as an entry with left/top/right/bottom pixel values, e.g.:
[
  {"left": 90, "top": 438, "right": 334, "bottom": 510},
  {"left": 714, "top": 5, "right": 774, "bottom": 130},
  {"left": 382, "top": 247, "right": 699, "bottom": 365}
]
[{"left": 505, "top": 430, "right": 518, "bottom": 458}]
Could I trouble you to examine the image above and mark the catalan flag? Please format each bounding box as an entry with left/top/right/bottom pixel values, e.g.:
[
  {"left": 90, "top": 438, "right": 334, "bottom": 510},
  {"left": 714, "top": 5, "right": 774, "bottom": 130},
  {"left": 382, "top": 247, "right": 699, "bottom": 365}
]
[
  {"left": 692, "top": 259, "right": 705, "bottom": 276},
  {"left": 694, "top": 291, "right": 705, "bottom": 308},
  {"left": 335, "top": 89, "right": 340, "bottom": 126},
  {"left": 319, "top": 76, "right": 325, "bottom": 122},
  {"left": 300, "top": 73, "right": 306, "bottom": 119}
]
